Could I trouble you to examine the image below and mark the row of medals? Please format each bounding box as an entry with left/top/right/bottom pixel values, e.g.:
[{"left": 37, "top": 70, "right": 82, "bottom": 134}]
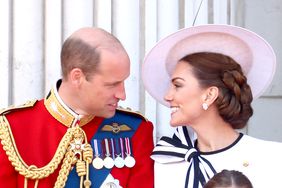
[{"left": 92, "top": 137, "right": 136, "bottom": 169}]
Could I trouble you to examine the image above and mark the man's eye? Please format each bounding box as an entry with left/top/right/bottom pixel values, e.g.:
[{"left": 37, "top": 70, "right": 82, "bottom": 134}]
[{"left": 107, "top": 82, "right": 120, "bottom": 87}]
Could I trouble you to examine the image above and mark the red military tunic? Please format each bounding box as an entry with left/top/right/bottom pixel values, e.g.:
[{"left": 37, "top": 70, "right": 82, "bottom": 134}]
[{"left": 0, "top": 87, "right": 154, "bottom": 188}]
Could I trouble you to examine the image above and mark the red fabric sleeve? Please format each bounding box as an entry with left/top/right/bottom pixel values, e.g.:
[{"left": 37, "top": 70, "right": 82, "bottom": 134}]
[
  {"left": 111, "top": 120, "right": 155, "bottom": 188},
  {"left": 128, "top": 120, "right": 154, "bottom": 188}
]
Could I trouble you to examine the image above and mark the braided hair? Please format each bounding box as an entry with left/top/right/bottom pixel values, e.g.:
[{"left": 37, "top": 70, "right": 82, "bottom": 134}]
[{"left": 180, "top": 52, "right": 253, "bottom": 129}]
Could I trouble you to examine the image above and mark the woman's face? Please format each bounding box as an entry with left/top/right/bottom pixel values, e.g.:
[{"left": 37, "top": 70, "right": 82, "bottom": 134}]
[{"left": 164, "top": 61, "right": 207, "bottom": 127}]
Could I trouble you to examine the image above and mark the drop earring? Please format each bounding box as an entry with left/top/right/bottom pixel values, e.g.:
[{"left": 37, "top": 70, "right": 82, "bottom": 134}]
[{"left": 202, "top": 103, "right": 208, "bottom": 110}]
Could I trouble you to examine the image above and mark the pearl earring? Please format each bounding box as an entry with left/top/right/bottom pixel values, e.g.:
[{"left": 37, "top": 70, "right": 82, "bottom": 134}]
[{"left": 202, "top": 103, "right": 208, "bottom": 110}]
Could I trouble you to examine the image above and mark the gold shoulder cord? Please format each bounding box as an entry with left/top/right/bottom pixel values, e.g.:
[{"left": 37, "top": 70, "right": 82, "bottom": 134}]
[{"left": 0, "top": 115, "right": 93, "bottom": 188}]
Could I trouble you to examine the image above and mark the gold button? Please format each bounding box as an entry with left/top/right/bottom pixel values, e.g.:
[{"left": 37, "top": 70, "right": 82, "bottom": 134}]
[{"left": 243, "top": 161, "right": 249, "bottom": 167}]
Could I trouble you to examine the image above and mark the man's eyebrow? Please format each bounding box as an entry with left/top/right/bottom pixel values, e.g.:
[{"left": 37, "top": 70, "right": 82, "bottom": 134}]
[{"left": 104, "top": 80, "right": 123, "bottom": 85}]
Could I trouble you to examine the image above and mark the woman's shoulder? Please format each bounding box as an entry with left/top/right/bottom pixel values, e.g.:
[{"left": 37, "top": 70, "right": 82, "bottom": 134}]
[
  {"left": 241, "top": 134, "right": 282, "bottom": 152},
  {"left": 242, "top": 134, "right": 282, "bottom": 144}
]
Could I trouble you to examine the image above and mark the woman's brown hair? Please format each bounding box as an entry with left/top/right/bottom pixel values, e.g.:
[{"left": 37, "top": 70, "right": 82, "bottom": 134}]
[
  {"left": 204, "top": 170, "right": 253, "bottom": 188},
  {"left": 181, "top": 52, "right": 253, "bottom": 129}
]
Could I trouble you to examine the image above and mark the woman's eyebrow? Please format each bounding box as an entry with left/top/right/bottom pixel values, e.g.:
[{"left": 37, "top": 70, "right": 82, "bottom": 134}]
[{"left": 171, "top": 77, "right": 185, "bottom": 82}]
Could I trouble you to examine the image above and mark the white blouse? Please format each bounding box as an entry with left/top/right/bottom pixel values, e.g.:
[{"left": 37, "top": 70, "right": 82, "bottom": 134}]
[{"left": 152, "top": 127, "right": 282, "bottom": 188}]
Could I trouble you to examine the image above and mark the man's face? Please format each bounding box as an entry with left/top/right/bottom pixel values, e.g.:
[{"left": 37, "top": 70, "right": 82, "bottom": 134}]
[{"left": 79, "top": 49, "right": 130, "bottom": 118}]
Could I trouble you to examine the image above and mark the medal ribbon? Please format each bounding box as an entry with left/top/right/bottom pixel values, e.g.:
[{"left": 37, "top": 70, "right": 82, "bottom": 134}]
[
  {"left": 104, "top": 138, "right": 110, "bottom": 157},
  {"left": 114, "top": 138, "right": 121, "bottom": 157},
  {"left": 125, "top": 137, "right": 132, "bottom": 155},
  {"left": 110, "top": 138, "right": 115, "bottom": 159},
  {"left": 119, "top": 138, "right": 125, "bottom": 159},
  {"left": 93, "top": 139, "right": 100, "bottom": 157}
]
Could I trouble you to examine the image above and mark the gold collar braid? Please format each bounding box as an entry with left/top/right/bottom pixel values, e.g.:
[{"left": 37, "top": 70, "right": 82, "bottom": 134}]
[
  {"left": 44, "top": 88, "right": 94, "bottom": 127},
  {"left": 0, "top": 115, "right": 93, "bottom": 188}
]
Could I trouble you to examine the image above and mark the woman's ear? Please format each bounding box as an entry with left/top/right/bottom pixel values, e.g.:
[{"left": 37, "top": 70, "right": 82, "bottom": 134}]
[{"left": 203, "top": 86, "right": 219, "bottom": 105}]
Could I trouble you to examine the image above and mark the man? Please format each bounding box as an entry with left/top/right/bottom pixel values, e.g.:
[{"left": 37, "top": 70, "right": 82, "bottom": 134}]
[{"left": 0, "top": 28, "right": 154, "bottom": 188}]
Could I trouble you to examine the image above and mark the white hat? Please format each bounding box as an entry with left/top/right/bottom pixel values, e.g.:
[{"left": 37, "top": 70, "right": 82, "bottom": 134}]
[{"left": 142, "top": 24, "right": 276, "bottom": 107}]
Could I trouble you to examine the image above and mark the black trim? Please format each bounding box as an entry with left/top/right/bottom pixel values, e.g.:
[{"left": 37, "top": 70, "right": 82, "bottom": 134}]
[{"left": 196, "top": 133, "right": 244, "bottom": 155}]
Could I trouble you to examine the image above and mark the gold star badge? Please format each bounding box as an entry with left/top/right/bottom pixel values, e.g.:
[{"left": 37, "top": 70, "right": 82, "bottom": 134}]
[{"left": 70, "top": 138, "right": 85, "bottom": 155}]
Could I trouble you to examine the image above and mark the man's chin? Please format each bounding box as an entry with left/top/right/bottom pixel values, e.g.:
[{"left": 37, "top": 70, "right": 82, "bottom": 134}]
[{"left": 102, "top": 110, "right": 116, "bottom": 118}]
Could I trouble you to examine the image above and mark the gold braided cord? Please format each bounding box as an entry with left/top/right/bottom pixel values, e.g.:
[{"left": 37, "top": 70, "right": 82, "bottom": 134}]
[
  {"left": 82, "top": 144, "right": 93, "bottom": 188},
  {"left": 0, "top": 115, "right": 74, "bottom": 179},
  {"left": 54, "top": 126, "right": 93, "bottom": 188},
  {"left": 24, "top": 166, "right": 40, "bottom": 188},
  {"left": 54, "top": 148, "right": 75, "bottom": 188},
  {"left": 83, "top": 144, "right": 93, "bottom": 163},
  {"left": 83, "top": 162, "right": 91, "bottom": 188},
  {"left": 76, "top": 160, "right": 86, "bottom": 176},
  {"left": 24, "top": 176, "right": 39, "bottom": 188}
]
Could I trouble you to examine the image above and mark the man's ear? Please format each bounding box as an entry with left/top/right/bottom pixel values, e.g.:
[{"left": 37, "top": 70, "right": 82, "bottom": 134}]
[
  {"left": 202, "top": 86, "right": 219, "bottom": 105},
  {"left": 69, "top": 68, "right": 84, "bottom": 86}
]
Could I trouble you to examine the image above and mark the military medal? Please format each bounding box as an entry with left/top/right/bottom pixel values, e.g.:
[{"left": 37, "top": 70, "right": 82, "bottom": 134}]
[
  {"left": 113, "top": 138, "right": 125, "bottom": 168},
  {"left": 92, "top": 139, "right": 104, "bottom": 169},
  {"left": 114, "top": 155, "right": 125, "bottom": 168},
  {"left": 93, "top": 156, "right": 104, "bottom": 169},
  {"left": 103, "top": 138, "right": 115, "bottom": 169},
  {"left": 124, "top": 137, "right": 136, "bottom": 168},
  {"left": 103, "top": 156, "right": 114, "bottom": 169},
  {"left": 124, "top": 154, "right": 136, "bottom": 168}
]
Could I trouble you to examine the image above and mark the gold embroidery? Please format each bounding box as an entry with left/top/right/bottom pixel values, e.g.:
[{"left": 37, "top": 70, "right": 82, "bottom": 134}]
[{"left": 44, "top": 89, "right": 94, "bottom": 127}]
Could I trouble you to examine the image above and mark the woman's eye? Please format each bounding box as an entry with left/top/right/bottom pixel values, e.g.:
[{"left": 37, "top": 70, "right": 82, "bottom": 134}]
[{"left": 173, "top": 83, "right": 182, "bottom": 88}]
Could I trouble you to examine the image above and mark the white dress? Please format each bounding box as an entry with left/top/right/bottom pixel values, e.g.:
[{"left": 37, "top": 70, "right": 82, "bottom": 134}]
[{"left": 151, "top": 126, "right": 282, "bottom": 188}]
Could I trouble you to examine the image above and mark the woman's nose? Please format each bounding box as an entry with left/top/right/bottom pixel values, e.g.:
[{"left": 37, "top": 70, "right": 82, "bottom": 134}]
[{"left": 164, "top": 87, "right": 173, "bottom": 102}]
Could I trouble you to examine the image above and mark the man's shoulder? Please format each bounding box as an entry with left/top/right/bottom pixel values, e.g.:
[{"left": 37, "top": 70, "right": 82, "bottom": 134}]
[
  {"left": 116, "top": 107, "right": 148, "bottom": 122},
  {"left": 0, "top": 100, "right": 38, "bottom": 115}
]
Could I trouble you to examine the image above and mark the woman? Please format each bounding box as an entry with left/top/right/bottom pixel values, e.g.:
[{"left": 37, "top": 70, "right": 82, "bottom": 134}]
[
  {"left": 204, "top": 170, "right": 253, "bottom": 188},
  {"left": 142, "top": 25, "right": 282, "bottom": 188}
]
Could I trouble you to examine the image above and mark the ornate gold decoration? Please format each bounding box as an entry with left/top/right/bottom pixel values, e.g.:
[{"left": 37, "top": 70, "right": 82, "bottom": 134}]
[{"left": 0, "top": 115, "right": 93, "bottom": 188}]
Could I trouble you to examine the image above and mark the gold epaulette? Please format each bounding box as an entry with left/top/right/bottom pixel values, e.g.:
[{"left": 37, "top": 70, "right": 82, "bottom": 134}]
[
  {"left": 0, "top": 100, "right": 37, "bottom": 115},
  {"left": 117, "top": 106, "right": 148, "bottom": 122}
]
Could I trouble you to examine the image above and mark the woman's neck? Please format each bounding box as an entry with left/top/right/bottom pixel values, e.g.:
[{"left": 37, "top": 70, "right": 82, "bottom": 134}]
[{"left": 192, "top": 118, "right": 240, "bottom": 152}]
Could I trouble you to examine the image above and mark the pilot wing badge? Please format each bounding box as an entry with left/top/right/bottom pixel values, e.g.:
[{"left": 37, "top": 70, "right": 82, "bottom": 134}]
[{"left": 101, "top": 123, "right": 132, "bottom": 134}]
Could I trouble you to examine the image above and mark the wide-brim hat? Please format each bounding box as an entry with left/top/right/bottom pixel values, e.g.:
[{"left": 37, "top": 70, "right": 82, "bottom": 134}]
[{"left": 142, "top": 24, "right": 276, "bottom": 107}]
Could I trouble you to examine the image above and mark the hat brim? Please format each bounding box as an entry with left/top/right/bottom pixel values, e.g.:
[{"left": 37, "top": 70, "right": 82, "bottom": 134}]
[{"left": 142, "top": 24, "right": 276, "bottom": 107}]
